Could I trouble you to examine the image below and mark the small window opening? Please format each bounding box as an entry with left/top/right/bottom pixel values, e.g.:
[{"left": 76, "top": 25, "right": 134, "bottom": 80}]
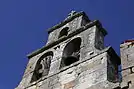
[
  {"left": 89, "top": 51, "right": 94, "bottom": 55},
  {"left": 31, "top": 51, "right": 53, "bottom": 82},
  {"left": 60, "top": 37, "right": 81, "bottom": 68},
  {"left": 58, "top": 27, "right": 69, "bottom": 38}
]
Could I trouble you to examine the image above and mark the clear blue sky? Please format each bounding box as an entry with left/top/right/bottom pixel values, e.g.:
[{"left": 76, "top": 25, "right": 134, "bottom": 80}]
[{"left": 0, "top": 0, "right": 134, "bottom": 89}]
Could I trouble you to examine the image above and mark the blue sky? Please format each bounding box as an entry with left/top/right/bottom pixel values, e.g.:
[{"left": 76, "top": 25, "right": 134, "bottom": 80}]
[{"left": 0, "top": 0, "right": 134, "bottom": 89}]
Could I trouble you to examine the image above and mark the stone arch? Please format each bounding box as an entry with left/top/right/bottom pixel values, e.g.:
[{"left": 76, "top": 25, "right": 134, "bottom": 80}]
[
  {"left": 31, "top": 51, "right": 53, "bottom": 82},
  {"left": 60, "top": 37, "right": 81, "bottom": 68}
]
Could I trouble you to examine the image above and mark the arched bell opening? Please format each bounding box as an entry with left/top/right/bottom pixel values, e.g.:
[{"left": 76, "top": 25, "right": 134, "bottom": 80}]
[
  {"left": 64, "top": 56, "right": 79, "bottom": 66},
  {"left": 60, "top": 37, "right": 81, "bottom": 68},
  {"left": 31, "top": 51, "right": 53, "bottom": 82},
  {"left": 58, "top": 27, "right": 69, "bottom": 38}
]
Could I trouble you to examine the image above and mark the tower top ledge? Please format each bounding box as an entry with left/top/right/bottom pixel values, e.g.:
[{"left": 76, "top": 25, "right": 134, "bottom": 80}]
[{"left": 47, "top": 11, "right": 89, "bottom": 33}]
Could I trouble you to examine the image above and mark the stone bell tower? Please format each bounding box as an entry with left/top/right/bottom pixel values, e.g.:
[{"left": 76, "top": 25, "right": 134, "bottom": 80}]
[{"left": 16, "top": 11, "right": 121, "bottom": 89}]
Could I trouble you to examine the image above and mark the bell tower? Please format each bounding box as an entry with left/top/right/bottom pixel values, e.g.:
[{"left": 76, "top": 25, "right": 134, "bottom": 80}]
[{"left": 16, "top": 11, "right": 121, "bottom": 89}]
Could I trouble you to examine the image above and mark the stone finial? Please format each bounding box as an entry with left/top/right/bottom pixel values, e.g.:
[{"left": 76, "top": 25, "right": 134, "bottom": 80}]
[{"left": 68, "top": 10, "right": 77, "bottom": 17}]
